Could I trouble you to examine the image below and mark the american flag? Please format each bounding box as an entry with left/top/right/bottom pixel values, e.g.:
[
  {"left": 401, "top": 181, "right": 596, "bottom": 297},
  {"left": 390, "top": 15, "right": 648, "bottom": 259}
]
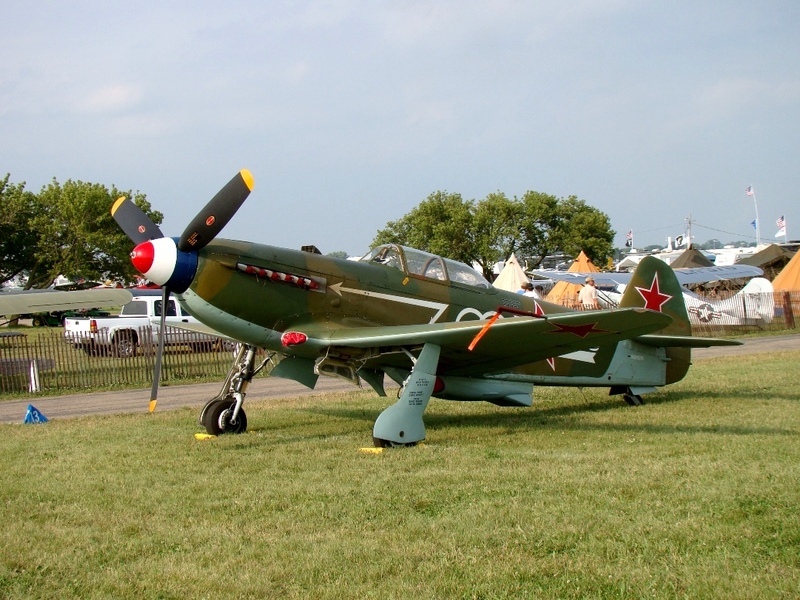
[
  {"left": 745, "top": 185, "right": 754, "bottom": 196},
  {"left": 777, "top": 215, "right": 785, "bottom": 229}
]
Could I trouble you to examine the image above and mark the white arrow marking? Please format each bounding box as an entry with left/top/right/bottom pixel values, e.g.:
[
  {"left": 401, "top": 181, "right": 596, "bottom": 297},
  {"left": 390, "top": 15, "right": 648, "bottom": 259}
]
[
  {"left": 559, "top": 349, "right": 598, "bottom": 364},
  {"left": 329, "top": 282, "right": 449, "bottom": 323}
]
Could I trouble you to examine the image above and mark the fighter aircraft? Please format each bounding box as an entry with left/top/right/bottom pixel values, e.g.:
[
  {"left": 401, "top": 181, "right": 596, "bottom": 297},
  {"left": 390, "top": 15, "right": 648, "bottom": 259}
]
[{"left": 111, "top": 170, "right": 739, "bottom": 446}]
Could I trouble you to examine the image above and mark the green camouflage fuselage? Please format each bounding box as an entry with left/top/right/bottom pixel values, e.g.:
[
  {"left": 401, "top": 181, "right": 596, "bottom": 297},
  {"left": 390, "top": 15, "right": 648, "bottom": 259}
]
[{"left": 176, "top": 241, "right": 685, "bottom": 393}]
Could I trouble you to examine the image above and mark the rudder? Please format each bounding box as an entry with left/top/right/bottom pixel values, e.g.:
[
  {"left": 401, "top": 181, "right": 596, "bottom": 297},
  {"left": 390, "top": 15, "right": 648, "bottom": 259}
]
[{"left": 619, "top": 256, "right": 691, "bottom": 336}]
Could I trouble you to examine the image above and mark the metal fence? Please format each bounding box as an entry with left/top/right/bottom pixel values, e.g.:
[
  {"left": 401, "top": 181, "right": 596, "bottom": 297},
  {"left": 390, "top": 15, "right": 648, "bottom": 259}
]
[{"left": 0, "top": 326, "right": 272, "bottom": 395}]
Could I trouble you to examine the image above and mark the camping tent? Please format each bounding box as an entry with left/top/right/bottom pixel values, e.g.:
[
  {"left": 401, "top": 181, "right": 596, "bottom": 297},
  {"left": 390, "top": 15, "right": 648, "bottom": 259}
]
[
  {"left": 771, "top": 249, "right": 800, "bottom": 291},
  {"left": 670, "top": 247, "right": 715, "bottom": 269},
  {"left": 739, "top": 244, "right": 796, "bottom": 281},
  {"left": 492, "top": 254, "right": 529, "bottom": 293},
  {"left": 545, "top": 251, "right": 599, "bottom": 307}
]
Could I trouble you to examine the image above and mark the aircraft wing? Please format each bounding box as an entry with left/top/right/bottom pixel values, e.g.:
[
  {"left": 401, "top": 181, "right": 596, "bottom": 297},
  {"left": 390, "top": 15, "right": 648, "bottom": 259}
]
[
  {"left": 532, "top": 264, "right": 763, "bottom": 286},
  {"left": 294, "top": 308, "right": 672, "bottom": 376},
  {"left": 0, "top": 288, "right": 132, "bottom": 316}
]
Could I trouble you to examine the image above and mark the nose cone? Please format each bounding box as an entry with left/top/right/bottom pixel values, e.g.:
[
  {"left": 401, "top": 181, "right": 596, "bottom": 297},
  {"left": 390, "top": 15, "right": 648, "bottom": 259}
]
[
  {"left": 131, "top": 240, "right": 156, "bottom": 275},
  {"left": 130, "top": 237, "right": 197, "bottom": 293}
]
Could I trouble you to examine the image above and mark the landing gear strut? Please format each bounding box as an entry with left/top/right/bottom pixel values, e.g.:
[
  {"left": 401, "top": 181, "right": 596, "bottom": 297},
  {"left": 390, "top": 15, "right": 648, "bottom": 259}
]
[
  {"left": 372, "top": 343, "right": 440, "bottom": 447},
  {"left": 199, "top": 344, "right": 275, "bottom": 435}
]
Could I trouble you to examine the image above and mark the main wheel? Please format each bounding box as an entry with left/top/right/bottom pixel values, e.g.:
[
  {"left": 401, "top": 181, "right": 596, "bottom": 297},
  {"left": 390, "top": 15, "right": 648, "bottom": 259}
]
[
  {"left": 199, "top": 397, "right": 226, "bottom": 428},
  {"left": 205, "top": 399, "right": 247, "bottom": 435}
]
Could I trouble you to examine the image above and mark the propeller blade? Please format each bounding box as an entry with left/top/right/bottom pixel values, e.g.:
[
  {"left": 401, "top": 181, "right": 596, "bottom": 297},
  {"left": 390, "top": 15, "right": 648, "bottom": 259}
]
[
  {"left": 111, "top": 197, "right": 164, "bottom": 245},
  {"left": 149, "top": 286, "right": 170, "bottom": 413},
  {"left": 177, "top": 169, "right": 254, "bottom": 252}
]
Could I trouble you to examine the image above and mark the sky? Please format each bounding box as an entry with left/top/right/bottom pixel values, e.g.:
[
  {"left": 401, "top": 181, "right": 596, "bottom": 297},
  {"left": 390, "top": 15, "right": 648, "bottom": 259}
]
[{"left": 2, "top": 1, "right": 799, "bottom": 257}]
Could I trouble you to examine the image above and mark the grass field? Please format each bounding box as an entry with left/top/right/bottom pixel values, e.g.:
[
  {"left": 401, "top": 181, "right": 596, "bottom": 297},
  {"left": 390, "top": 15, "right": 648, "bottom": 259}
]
[{"left": 1, "top": 350, "right": 799, "bottom": 599}]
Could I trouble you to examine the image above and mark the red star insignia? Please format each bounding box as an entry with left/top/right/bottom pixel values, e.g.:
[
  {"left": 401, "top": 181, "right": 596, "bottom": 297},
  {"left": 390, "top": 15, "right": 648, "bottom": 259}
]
[
  {"left": 635, "top": 273, "right": 672, "bottom": 312},
  {"left": 548, "top": 321, "right": 608, "bottom": 338}
]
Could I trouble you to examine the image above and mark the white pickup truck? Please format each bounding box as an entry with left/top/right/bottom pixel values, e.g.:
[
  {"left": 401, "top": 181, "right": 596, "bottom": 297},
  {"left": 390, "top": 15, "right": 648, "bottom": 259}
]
[{"left": 63, "top": 290, "right": 221, "bottom": 357}]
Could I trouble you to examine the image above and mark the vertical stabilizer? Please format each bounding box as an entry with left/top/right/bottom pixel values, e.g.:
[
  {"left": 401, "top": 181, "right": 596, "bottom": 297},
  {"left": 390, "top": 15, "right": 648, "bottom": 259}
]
[
  {"left": 619, "top": 256, "right": 691, "bottom": 383},
  {"left": 620, "top": 256, "right": 691, "bottom": 336}
]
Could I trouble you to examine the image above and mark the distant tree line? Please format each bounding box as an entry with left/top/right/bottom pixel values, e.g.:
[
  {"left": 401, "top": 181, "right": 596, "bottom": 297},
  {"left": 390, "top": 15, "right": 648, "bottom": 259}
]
[
  {"left": 373, "top": 190, "right": 615, "bottom": 279},
  {"left": 0, "top": 174, "right": 162, "bottom": 289}
]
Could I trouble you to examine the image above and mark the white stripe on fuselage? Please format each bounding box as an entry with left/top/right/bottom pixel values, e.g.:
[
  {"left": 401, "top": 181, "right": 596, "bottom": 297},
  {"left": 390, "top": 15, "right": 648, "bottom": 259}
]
[{"left": 329, "top": 283, "right": 449, "bottom": 323}]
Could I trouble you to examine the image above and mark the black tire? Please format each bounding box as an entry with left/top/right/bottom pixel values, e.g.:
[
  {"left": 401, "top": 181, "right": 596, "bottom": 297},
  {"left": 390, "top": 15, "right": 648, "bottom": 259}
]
[
  {"left": 205, "top": 399, "right": 247, "bottom": 435},
  {"left": 199, "top": 397, "right": 226, "bottom": 428},
  {"left": 114, "top": 332, "right": 137, "bottom": 358}
]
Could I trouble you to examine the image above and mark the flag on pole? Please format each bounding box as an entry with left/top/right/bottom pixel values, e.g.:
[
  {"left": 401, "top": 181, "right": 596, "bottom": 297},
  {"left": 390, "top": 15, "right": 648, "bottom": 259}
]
[
  {"left": 625, "top": 230, "right": 632, "bottom": 247},
  {"left": 776, "top": 215, "right": 786, "bottom": 237},
  {"left": 745, "top": 185, "right": 754, "bottom": 196}
]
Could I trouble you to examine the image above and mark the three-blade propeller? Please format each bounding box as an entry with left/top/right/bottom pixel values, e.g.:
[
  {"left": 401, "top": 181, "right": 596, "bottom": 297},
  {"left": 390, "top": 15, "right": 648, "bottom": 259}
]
[{"left": 111, "top": 169, "right": 254, "bottom": 412}]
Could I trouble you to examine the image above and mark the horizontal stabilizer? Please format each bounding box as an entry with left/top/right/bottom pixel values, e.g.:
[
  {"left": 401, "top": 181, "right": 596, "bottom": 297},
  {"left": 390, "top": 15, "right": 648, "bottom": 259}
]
[{"left": 636, "top": 334, "right": 741, "bottom": 348}]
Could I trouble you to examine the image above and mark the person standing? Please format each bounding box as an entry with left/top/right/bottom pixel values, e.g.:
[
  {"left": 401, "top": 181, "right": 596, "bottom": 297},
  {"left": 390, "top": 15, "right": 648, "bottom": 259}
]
[{"left": 578, "top": 276, "right": 599, "bottom": 310}]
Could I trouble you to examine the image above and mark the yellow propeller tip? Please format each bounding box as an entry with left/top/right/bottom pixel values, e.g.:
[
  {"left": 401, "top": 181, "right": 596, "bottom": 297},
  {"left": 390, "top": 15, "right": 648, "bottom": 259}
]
[
  {"left": 240, "top": 169, "right": 254, "bottom": 191},
  {"left": 148, "top": 400, "right": 158, "bottom": 413},
  {"left": 111, "top": 196, "right": 127, "bottom": 216}
]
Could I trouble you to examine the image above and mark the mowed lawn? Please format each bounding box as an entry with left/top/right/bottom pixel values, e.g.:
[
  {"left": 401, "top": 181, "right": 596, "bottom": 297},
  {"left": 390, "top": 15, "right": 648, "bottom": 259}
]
[{"left": 1, "top": 350, "right": 798, "bottom": 599}]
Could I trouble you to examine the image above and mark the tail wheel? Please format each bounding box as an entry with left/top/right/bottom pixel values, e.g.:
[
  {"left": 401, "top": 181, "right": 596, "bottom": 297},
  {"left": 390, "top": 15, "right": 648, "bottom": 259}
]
[
  {"left": 623, "top": 392, "right": 643, "bottom": 406},
  {"left": 204, "top": 399, "right": 247, "bottom": 435}
]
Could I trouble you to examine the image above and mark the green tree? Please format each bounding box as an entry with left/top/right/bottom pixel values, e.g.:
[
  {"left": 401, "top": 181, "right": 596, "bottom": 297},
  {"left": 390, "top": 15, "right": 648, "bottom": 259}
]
[
  {"left": 515, "top": 191, "right": 564, "bottom": 268},
  {"left": 373, "top": 191, "right": 475, "bottom": 264},
  {"left": 0, "top": 175, "right": 163, "bottom": 289},
  {"left": 553, "top": 196, "right": 615, "bottom": 264},
  {"left": 471, "top": 192, "right": 522, "bottom": 278},
  {"left": 373, "top": 188, "right": 615, "bottom": 277},
  {"left": 0, "top": 175, "right": 39, "bottom": 286}
]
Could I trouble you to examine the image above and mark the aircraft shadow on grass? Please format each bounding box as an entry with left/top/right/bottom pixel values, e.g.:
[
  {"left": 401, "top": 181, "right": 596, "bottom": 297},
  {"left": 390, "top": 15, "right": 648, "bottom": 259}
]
[{"left": 298, "top": 388, "right": 799, "bottom": 440}]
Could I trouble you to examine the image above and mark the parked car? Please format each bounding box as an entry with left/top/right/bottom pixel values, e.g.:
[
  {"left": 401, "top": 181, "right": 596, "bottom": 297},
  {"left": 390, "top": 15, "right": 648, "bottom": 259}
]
[{"left": 63, "top": 291, "right": 222, "bottom": 357}]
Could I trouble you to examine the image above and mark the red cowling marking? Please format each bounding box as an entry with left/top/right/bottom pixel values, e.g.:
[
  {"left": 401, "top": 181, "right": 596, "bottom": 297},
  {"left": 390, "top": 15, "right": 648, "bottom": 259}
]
[{"left": 131, "top": 241, "right": 155, "bottom": 275}]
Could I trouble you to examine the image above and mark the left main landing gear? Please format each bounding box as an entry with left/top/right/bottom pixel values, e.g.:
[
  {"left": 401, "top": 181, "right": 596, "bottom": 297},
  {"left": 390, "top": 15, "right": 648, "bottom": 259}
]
[
  {"left": 372, "top": 343, "right": 440, "bottom": 447},
  {"left": 198, "top": 344, "right": 275, "bottom": 435}
]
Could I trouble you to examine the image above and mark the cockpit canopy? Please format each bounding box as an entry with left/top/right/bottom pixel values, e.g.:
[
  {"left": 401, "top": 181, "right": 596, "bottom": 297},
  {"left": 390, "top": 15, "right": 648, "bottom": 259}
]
[{"left": 360, "top": 244, "right": 491, "bottom": 288}]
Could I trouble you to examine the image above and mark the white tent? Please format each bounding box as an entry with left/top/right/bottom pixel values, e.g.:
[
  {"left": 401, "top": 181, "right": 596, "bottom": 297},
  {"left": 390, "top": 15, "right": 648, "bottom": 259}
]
[{"left": 492, "top": 254, "right": 529, "bottom": 292}]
